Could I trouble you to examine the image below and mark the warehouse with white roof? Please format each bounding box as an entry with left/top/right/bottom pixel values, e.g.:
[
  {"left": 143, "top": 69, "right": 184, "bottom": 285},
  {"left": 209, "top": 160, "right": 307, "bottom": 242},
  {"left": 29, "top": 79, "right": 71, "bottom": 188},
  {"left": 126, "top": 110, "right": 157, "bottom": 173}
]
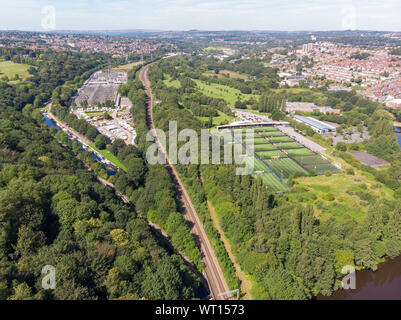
[{"left": 293, "top": 115, "right": 336, "bottom": 133}]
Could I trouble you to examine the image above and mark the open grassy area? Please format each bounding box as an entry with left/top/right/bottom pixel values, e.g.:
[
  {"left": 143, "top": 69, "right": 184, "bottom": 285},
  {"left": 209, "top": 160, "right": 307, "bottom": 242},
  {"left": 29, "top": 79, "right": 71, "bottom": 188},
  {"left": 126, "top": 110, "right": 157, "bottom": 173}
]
[
  {"left": 196, "top": 110, "right": 234, "bottom": 126},
  {"left": 111, "top": 61, "right": 143, "bottom": 72},
  {"left": 290, "top": 172, "right": 395, "bottom": 223},
  {"left": 256, "top": 150, "right": 287, "bottom": 159},
  {"left": 0, "top": 60, "right": 32, "bottom": 80},
  {"left": 286, "top": 148, "right": 315, "bottom": 156},
  {"left": 193, "top": 79, "right": 258, "bottom": 107},
  {"left": 263, "top": 158, "right": 308, "bottom": 179},
  {"left": 255, "top": 172, "right": 288, "bottom": 192},
  {"left": 203, "top": 70, "right": 248, "bottom": 80},
  {"left": 253, "top": 144, "right": 277, "bottom": 151},
  {"left": 89, "top": 143, "right": 127, "bottom": 171},
  {"left": 272, "top": 87, "right": 328, "bottom": 106},
  {"left": 163, "top": 74, "right": 181, "bottom": 88}
]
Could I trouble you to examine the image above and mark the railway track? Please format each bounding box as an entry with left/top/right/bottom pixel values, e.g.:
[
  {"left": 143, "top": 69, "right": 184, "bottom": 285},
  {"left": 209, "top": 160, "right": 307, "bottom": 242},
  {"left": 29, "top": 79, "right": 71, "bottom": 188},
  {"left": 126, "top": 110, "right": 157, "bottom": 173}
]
[{"left": 139, "top": 64, "right": 232, "bottom": 300}]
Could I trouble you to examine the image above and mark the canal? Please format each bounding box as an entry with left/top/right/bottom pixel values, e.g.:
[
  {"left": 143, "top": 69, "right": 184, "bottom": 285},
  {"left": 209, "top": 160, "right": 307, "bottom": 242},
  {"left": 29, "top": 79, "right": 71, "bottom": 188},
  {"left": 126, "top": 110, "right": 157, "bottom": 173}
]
[{"left": 43, "top": 114, "right": 116, "bottom": 176}]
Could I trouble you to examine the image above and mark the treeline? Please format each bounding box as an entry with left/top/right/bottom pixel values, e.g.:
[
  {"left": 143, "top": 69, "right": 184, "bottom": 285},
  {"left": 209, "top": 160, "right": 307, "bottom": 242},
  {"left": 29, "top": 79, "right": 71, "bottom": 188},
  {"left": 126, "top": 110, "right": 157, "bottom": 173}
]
[
  {"left": 258, "top": 92, "right": 286, "bottom": 120},
  {"left": 200, "top": 163, "right": 401, "bottom": 299},
  {"left": 112, "top": 74, "right": 203, "bottom": 272},
  {"left": 0, "top": 48, "right": 106, "bottom": 110},
  {"left": 0, "top": 98, "right": 199, "bottom": 300},
  {"left": 0, "top": 49, "right": 202, "bottom": 300},
  {"left": 149, "top": 61, "right": 232, "bottom": 120},
  {"left": 147, "top": 63, "right": 241, "bottom": 291}
]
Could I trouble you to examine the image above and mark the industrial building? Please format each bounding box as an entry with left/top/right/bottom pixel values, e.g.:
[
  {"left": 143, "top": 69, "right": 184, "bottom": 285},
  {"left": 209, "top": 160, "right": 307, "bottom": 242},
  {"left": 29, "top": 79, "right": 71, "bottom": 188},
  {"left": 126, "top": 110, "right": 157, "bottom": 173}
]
[
  {"left": 286, "top": 102, "right": 340, "bottom": 115},
  {"left": 293, "top": 115, "right": 336, "bottom": 133}
]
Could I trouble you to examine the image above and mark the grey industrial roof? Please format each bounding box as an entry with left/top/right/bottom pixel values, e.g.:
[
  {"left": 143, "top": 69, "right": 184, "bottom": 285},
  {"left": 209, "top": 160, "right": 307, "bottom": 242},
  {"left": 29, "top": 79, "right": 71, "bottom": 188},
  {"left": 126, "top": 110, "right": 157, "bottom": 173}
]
[{"left": 294, "top": 115, "right": 336, "bottom": 131}]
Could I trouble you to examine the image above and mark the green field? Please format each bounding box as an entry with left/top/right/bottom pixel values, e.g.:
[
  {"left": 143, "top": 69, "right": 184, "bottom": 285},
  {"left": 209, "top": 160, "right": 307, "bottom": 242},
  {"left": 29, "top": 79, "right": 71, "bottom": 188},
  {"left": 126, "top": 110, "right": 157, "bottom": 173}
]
[
  {"left": 256, "top": 150, "right": 287, "bottom": 159},
  {"left": 243, "top": 137, "right": 268, "bottom": 145},
  {"left": 275, "top": 142, "right": 303, "bottom": 149},
  {"left": 263, "top": 158, "right": 308, "bottom": 179},
  {"left": 163, "top": 74, "right": 181, "bottom": 88},
  {"left": 253, "top": 144, "right": 277, "bottom": 151},
  {"left": 304, "top": 163, "right": 340, "bottom": 175},
  {"left": 268, "top": 136, "right": 294, "bottom": 143},
  {"left": 285, "top": 148, "right": 315, "bottom": 156},
  {"left": 193, "top": 79, "right": 258, "bottom": 107},
  {"left": 0, "top": 60, "right": 32, "bottom": 80},
  {"left": 290, "top": 173, "right": 394, "bottom": 222},
  {"left": 197, "top": 110, "right": 234, "bottom": 126},
  {"left": 89, "top": 143, "right": 127, "bottom": 171},
  {"left": 203, "top": 69, "right": 248, "bottom": 80},
  {"left": 255, "top": 173, "right": 288, "bottom": 192},
  {"left": 112, "top": 61, "right": 143, "bottom": 72},
  {"left": 254, "top": 127, "right": 278, "bottom": 132},
  {"left": 257, "top": 131, "right": 286, "bottom": 137},
  {"left": 293, "top": 155, "right": 329, "bottom": 165},
  {"left": 243, "top": 156, "right": 267, "bottom": 172}
]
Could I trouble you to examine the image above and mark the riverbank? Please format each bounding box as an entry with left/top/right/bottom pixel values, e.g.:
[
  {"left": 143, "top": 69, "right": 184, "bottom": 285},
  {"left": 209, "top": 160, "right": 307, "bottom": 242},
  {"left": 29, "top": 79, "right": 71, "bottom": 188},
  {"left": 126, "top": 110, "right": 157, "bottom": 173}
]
[{"left": 317, "top": 255, "right": 401, "bottom": 300}]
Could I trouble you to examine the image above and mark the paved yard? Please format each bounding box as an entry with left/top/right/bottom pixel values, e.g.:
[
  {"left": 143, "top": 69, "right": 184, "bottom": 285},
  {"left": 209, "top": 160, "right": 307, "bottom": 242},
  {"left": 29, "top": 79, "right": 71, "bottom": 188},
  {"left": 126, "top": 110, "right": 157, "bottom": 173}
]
[
  {"left": 276, "top": 125, "right": 326, "bottom": 152},
  {"left": 323, "top": 127, "right": 370, "bottom": 145},
  {"left": 348, "top": 151, "right": 389, "bottom": 168}
]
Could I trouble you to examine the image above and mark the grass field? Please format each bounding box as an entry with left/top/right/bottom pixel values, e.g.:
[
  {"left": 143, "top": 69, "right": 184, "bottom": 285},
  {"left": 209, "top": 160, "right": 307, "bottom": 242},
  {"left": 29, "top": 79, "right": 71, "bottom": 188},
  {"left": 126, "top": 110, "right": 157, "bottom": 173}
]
[
  {"left": 294, "top": 155, "right": 330, "bottom": 165},
  {"left": 111, "top": 61, "right": 143, "bottom": 72},
  {"left": 268, "top": 136, "right": 294, "bottom": 143},
  {"left": 286, "top": 148, "right": 315, "bottom": 156},
  {"left": 304, "top": 163, "right": 340, "bottom": 175},
  {"left": 275, "top": 142, "right": 303, "bottom": 149},
  {"left": 243, "top": 137, "right": 268, "bottom": 145},
  {"left": 193, "top": 79, "right": 258, "bottom": 107},
  {"left": 290, "top": 173, "right": 394, "bottom": 222},
  {"left": 257, "top": 131, "right": 286, "bottom": 137},
  {"left": 90, "top": 143, "right": 127, "bottom": 171},
  {"left": 197, "top": 110, "right": 234, "bottom": 126},
  {"left": 204, "top": 70, "right": 248, "bottom": 80},
  {"left": 263, "top": 158, "right": 308, "bottom": 178},
  {"left": 256, "top": 150, "right": 287, "bottom": 159},
  {"left": 253, "top": 144, "right": 277, "bottom": 151},
  {"left": 0, "top": 60, "right": 32, "bottom": 80},
  {"left": 243, "top": 156, "right": 267, "bottom": 172},
  {"left": 255, "top": 173, "right": 288, "bottom": 192},
  {"left": 163, "top": 74, "right": 181, "bottom": 88}
]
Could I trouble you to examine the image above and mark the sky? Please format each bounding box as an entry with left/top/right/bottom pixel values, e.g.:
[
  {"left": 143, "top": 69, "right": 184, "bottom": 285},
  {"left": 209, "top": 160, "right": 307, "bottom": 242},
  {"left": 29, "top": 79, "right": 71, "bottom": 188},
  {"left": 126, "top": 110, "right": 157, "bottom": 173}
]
[{"left": 0, "top": 0, "right": 401, "bottom": 32}]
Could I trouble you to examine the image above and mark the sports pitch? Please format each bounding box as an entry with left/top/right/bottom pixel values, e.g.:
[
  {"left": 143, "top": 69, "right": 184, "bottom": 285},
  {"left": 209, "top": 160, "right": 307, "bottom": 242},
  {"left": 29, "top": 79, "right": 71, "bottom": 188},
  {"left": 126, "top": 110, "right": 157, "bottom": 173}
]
[{"left": 231, "top": 126, "right": 340, "bottom": 192}]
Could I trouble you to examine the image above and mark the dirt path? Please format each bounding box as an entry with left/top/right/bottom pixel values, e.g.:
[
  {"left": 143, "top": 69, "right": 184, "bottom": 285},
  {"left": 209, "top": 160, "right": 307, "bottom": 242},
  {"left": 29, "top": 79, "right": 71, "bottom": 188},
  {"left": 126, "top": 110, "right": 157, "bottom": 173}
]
[{"left": 206, "top": 200, "right": 253, "bottom": 300}]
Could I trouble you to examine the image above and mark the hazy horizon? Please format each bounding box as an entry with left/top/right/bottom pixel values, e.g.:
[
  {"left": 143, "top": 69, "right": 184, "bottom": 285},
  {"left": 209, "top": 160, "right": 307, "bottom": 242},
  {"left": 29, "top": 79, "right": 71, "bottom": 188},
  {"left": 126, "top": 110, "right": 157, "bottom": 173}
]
[{"left": 1, "top": 0, "right": 401, "bottom": 32}]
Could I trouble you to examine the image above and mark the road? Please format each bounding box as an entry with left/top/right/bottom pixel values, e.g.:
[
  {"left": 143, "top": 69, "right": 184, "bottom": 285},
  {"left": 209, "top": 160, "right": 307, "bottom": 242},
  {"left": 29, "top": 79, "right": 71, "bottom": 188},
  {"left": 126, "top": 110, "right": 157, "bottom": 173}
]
[
  {"left": 276, "top": 125, "right": 326, "bottom": 152},
  {"left": 139, "top": 64, "right": 231, "bottom": 300}
]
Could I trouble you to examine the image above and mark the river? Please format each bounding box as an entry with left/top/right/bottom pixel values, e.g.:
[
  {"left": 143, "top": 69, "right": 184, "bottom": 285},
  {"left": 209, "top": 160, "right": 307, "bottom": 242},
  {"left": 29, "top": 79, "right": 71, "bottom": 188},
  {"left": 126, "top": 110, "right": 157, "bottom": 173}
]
[
  {"left": 317, "top": 126, "right": 401, "bottom": 299},
  {"left": 317, "top": 255, "right": 401, "bottom": 300},
  {"left": 395, "top": 126, "right": 401, "bottom": 149}
]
